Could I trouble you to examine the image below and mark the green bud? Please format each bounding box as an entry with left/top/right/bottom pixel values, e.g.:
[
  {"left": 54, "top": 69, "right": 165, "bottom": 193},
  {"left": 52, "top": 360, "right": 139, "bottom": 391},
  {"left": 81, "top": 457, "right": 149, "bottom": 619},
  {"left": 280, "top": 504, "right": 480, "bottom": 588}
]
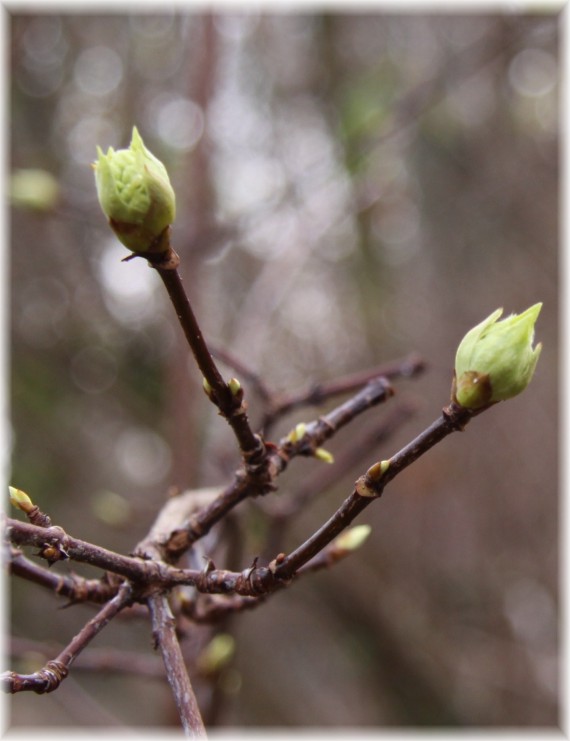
[
  {"left": 93, "top": 127, "right": 176, "bottom": 253},
  {"left": 10, "top": 169, "right": 59, "bottom": 212},
  {"left": 228, "top": 378, "right": 241, "bottom": 396},
  {"left": 335, "top": 524, "right": 372, "bottom": 552},
  {"left": 287, "top": 422, "right": 307, "bottom": 443},
  {"left": 197, "top": 634, "right": 235, "bottom": 674},
  {"left": 367, "top": 460, "right": 390, "bottom": 480},
  {"left": 314, "top": 447, "right": 334, "bottom": 464},
  {"left": 9, "top": 486, "right": 34, "bottom": 513},
  {"left": 454, "top": 303, "right": 542, "bottom": 409},
  {"left": 91, "top": 490, "right": 131, "bottom": 527}
]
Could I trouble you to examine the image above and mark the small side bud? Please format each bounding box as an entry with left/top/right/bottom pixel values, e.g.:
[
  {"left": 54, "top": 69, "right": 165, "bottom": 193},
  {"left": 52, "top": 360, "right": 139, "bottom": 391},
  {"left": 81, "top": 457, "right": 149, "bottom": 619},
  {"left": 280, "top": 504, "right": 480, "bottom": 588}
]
[
  {"left": 228, "top": 378, "right": 241, "bottom": 396},
  {"left": 314, "top": 447, "right": 334, "bottom": 464},
  {"left": 366, "top": 460, "right": 390, "bottom": 481},
  {"left": 9, "top": 486, "right": 34, "bottom": 514},
  {"left": 287, "top": 422, "right": 307, "bottom": 443},
  {"left": 202, "top": 377, "right": 214, "bottom": 399},
  {"left": 355, "top": 460, "right": 390, "bottom": 498},
  {"left": 335, "top": 524, "right": 372, "bottom": 552},
  {"left": 37, "top": 543, "right": 69, "bottom": 566}
]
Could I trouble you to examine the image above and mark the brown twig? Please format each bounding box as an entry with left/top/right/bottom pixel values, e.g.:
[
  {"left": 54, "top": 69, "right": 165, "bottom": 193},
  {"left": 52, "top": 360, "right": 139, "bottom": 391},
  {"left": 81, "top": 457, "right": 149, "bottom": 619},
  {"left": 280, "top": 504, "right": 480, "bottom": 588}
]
[
  {"left": 272, "top": 402, "right": 476, "bottom": 581},
  {"left": 9, "top": 637, "right": 166, "bottom": 680},
  {"left": 148, "top": 592, "right": 206, "bottom": 737},
  {"left": 180, "top": 529, "right": 374, "bottom": 623},
  {"left": 261, "top": 353, "right": 425, "bottom": 431},
  {"left": 5, "top": 519, "right": 160, "bottom": 582},
  {"left": 149, "top": 253, "right": 265, "bottom": 467},
  {"left": 160, "top": 377, "right": 394, "bottom": 562},
  {"left": 8, "top": 547, "right": 119, "bottom": 604},
  {"left": 266, "top": 401, "right": 417, "bottom": 519},
  {"left": 2, "top": 583, "right": 133, "bottom": 694}
]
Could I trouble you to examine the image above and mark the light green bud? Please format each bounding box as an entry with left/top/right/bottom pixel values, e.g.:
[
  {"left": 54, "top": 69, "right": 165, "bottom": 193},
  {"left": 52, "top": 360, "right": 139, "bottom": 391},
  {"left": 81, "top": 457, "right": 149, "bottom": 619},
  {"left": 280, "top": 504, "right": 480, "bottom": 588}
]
[
  {"left": 228, "top": 378, "right": 241, "bottom": 396},
  {"left": 314, "top": 447, "right": 334, "bottom": 464},
  {"left": 93, "top": 127, "right": 176, "bottom": 253},
  {"left": 9, "top": 485, "right": 34, "bottom": 513},
  {"left": 334, "top": 524, "right": 372, "bottom": 552},
  {"left": 197, "top": 633, "right": 235, "bottom": 674},
  {"left": 454, "top": 303, "right": 542, "bottom": 409},
  {"left": 10, "top": 169, "right": 59, "bottom": 212},
  {"left": 286, "top": 422, "right": 307, "bottom": 444}
]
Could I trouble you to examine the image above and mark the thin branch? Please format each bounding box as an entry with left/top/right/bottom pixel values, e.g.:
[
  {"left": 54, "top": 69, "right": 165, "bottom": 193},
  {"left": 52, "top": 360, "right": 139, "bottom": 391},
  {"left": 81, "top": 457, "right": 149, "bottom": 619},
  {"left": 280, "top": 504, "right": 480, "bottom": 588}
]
[
  {"left": 264, "top": 401, "right": 418, "bottom": 521},
  {"left": 9, "top": 637, "right": 166, "bottom": 680},
  {"left": 148, "top": 592, "right": 206, "bottom": 738},
  {"left": 2, "top": 583, "right": 133, "bottom": 694},
  {"left": 272, "top": 402, "right": 476, "bottom": 580},
  {"left": 4, "top": 519, "right": 161, "bottom": 582},
  {"left": 159, "top": 377, "right": 394, "bottom": 562},
  {"left": 180, "top": 530, "right": 373, "bottom": 623},
  {"left": 150, "top": 256, "right": 265, "bottom": 465},
  {"left": 262, "top": 353, "right": 425, "bottom": 431},
  {"left": 8, "top": 547, "right": 119, "bottom": 604}
]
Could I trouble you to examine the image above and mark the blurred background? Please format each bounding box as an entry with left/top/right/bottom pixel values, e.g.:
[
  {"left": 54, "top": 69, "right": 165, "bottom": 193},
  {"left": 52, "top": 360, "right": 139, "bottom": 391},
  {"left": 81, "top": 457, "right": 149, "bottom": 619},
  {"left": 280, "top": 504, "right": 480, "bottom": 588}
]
[{"left": 8, "top": 9, "right": 559, "bottom": 731}]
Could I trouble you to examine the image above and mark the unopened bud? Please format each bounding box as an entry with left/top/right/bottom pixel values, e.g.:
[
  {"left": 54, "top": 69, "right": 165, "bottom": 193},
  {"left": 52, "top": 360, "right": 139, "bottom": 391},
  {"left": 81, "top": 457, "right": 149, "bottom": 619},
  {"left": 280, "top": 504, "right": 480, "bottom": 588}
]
[
  {"left": 335, "top": 524, "right": 372, "bottom": 552},
  {"left": 314, "top": 447, "right": 334, "bottom": 464},
  {"left": 287, "top": 422, "right": 307, "bottom": 444},
  {"left": 228, "top": 378, "right": 241, "bottom": 396},
  {"left": 454, "top": 303, "right": 542, "bottom": 409},
  {"left": 93, "top": 127, "right": 176, "bottom": 253},
  {"left": 197, "top": 633, "right": 235, "bottom": 674},
  {"left": 9, "top": 486, "right": 34, "bottom": 513}
]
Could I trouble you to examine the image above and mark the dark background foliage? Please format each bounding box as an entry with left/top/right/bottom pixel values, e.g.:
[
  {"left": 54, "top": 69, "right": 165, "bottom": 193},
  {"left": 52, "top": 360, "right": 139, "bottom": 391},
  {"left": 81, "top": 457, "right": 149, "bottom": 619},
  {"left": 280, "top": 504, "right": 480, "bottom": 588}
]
[{"left": 8, "top": 10, "right": 558, "bottom": 729}]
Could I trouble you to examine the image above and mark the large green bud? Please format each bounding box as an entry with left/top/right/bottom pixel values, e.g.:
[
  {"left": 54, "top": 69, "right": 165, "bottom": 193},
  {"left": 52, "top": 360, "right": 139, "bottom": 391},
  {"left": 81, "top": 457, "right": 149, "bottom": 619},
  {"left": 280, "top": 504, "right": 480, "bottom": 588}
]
[
  {"left": 453, "top": 303, "right": 542, "bottom": 409},
  {"left": 93, "top": 127, "right": 176, "bottom": 253}
]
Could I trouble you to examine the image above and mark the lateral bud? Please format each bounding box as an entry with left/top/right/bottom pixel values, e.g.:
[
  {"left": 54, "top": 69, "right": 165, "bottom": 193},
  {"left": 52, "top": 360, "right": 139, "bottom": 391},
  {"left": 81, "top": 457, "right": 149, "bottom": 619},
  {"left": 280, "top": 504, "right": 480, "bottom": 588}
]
[
  {"left": 354, "top": 459, "right": 390, "bottom": 498},
  {"left": 202, "top": 377, "right": 215, "bottom": 401},
  {"left": 228, "top": 377, "right": 241, "bottom": 396},
  {"left": 8, "top": 486, "right": 34, "bottom": 514},
  {"left": 314, "top": 447, "right": 334, "bottom": 464},
  {"left": 334, "top": 524, "right": 372, "bottom": 552},
  {"left": 286, "top": 422, "right": 307, "bottom": 444}
]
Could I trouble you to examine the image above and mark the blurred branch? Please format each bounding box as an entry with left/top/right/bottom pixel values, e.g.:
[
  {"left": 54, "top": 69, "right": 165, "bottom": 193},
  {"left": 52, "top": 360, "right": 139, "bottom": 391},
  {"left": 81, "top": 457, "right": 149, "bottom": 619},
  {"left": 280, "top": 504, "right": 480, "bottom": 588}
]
[
  {"left": 210, "top": 343, "right": 273, "bottom": 404},
  {"left": 2, "top": 583, "right": 133, "bottom": 694},
  {"left": 262, "top": 353, "right": 425, "bottom": 432},
  {"left": 9, "top": 637, "right": 166, "bottom": 680},
  {"left": 8, "top": 546, "right": 119, "bottom": 604},
  {"left": 148, "top": 592, "right": 206, "bottom": 738}
]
